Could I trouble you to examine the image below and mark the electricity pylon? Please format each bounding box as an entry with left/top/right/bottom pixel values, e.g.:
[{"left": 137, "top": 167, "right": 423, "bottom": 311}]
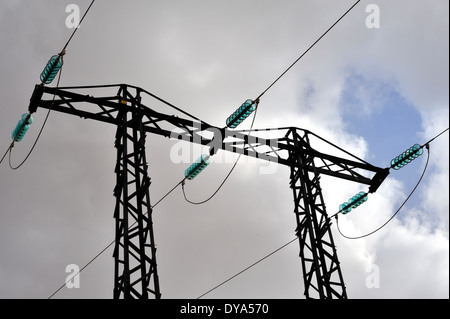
[{"left": 28, "top": 83, "right": 389, "bottom": 299}]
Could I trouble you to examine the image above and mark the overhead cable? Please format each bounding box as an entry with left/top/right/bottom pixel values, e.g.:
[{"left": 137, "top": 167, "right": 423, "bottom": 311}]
[
  {"left": 197, "top": 237, "right": 298, "bottom": 299},
  {"left": 3, "top": 1, "right": 96, "bottom": 170},
  {"left": 253, "top": 0, "right": 361, "bottom": 102}
]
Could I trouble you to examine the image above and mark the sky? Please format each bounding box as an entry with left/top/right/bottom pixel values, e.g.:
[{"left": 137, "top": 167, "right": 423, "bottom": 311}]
[{"left": 0, "top": 0, "right": 448, "bottom": 299}]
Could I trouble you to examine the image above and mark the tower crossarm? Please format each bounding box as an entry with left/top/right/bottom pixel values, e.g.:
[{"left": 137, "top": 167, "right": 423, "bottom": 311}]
[{"left": 29, "top": 84, "right": 389, "bottom": 191}]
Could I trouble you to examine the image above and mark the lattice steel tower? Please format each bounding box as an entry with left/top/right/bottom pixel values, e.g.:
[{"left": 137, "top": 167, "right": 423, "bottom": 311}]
[{"left": 28, "top": 83, "right": 389, "bottom": 299}]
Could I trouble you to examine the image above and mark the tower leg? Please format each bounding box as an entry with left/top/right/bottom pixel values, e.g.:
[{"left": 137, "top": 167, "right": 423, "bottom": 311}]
[
  {"left": 112, "top": 105, "right": 161, "bottom": 299},
  {"left": 288, "top": 128, "right": 347, "bottom": 299}
]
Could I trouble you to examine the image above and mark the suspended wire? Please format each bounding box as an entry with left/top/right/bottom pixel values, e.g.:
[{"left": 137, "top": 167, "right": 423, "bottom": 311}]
[
  {"left": 151, "top": 178, "right": 186, "bottom": 209},
  {"left": 8, "top": 1, "right": 100, "bottom": 297},
  {"left": 36, "top": 0, "right": 450, "bottom": 297},
  {"left": 48, "top": 239, "right": 114, "bottom": 299},
  {"left": 49, "top": 210, "right": 143, "bottom": 298},
  {"left": 60, "top": 0, "right": 96, "bottom": 55},
  {"left": 336, "top": 144, "right": 430, "bottom": 240},
  {"left": 48, "top": 176, "right": 183, "bottom": 298},
  {"left": 182, "top": 157, "right": 239, "bottom": 205},
  {"left": 48, "top": 127, "right": 442, "bottom": 297},
  {"left": 0, "top": 143, "right": 13, "bottom": 165},
  {"left": 181, "top": 0, "right": 361, "bottom": 204},
  {"left": 254, "top": 0, "right": 361, "bottom": 102},
  {"left": 333, "top": 127, "right": 448, "bottom": 237},
  {"left": 183, "top": 1, "right": 361, "bottom": 204},
  {"left": 2, "top": 1, "right": 96, "bottom": 171},
  {"left": 46, "top": 1, "right": 365, "bottom": 298},
  {"left": 47, "top": 106, "right": 255, "bottom": 297},
  {"left": 197, "top": 236, "right": 298, "bottom": 299},
  {"left": 422, "top": 127, "right": 449, "bottom": 146},
  {"left": 52, "top": 111, "right": 258, "bottom": 297},
  {"left": 47, "top": 171, "right": 186, "bottom": 298},
  {"left": 29, "top": 0, "right": 360, "bottom": 202},
  {"left": 182, "top": 105, "right": 259, "bottom": 205},
  {"left": 46, "top": 117, "right": 448, "bottom": 299},
  {"left": 48, "top": 173, "right": 190, "bottom": 298},
  {"left": 8, "top": 63, "right": 64, "bottom": 170},
  {"left": 2, "top": 63, "right": 63, "bottom": 169}
]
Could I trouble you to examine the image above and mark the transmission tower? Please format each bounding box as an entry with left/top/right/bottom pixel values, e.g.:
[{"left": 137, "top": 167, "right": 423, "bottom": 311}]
[{"left": 28, "top": 83, "right": 390, "bottom": 299}]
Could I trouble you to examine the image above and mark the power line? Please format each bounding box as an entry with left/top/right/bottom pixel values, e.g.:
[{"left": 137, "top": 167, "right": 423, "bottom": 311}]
[
  {"left": 46, "top": 124, "right": 448, "bottom": 298},
  {"left": 331, "top": 127, "right": 448, "bottom": 221},
  {"left": 151, "top": 178, "right": 186, "bottom": 209},
  {"left": 48, "top": 239, "right": 114, "bottom": 299},
  {"left": 46, "top": 139, "right": 434, "bottom": 298},
  {"left": 8, "top": 0, "right": 358, "bottom": 194},
  {"left": 45, "top": 1, "right": 364, "bottom": 298},
  {"left": 60, "top": 0, "right": 96, "bottom": 55},
  {"left": 45, "top": 0, "right": 444, "bottom": 298},
  {"left": 0, "top": 143, "right": 13, "bottom": 165},
  {"left": 49, "top": 131, "right": 253, "bottom": 298},
  {"left": 47, "top": 159, "right": 238, "bottom": 297},
  {"left": 2, "top": 1, "right": 96, "bottom": 171},
  {"left": 48, "top": 177, "right": 181, "bottom": 298},
  {"left": 254, "top": 0, "right": 361, "bottom": 102},
  {"left": 6, "top": 2, "right": 100, "bottom": 298},
  {"left": 179, "top": 0, "right": 362, "bottom": 204},
  {"left": 197, "top": 237, "right": 298, "bottom": 299},
  {"left": 336, "top": 144, "right": 431, "bottom": 240},
  {"left": 182, "top": 104, "right": 259, "bottom": 205},
  {"left": 48, "top": 234, "right": 300, "bottom": 299},
  {"left": 423, "top": 127, "right": 449, "bottom": 146},
  {"left": 8, "top": 64, "right": 63, "bottom": 170},
  {"left": 35, "top": 0, "right": 448, "bottom": 297},
  {"left": 182, "top": 158, "right": 239, "bottom": 205},
  {"left": 182, "top": 0, "right": 362, "bottom": 205},
  {"left": 195, "top": 119, "right": 448, "bottom": 297}
]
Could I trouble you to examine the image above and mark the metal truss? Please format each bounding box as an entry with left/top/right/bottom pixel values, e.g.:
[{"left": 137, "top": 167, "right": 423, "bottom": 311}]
[
  {"left": 112, "top": 88, "right": 160, "bottom": 299},
  {"left": 28, "top": 83, "right": 389, "bottom": 299},
  {"left": 288, "top": 128, "right": 347, "bottom": 298}
]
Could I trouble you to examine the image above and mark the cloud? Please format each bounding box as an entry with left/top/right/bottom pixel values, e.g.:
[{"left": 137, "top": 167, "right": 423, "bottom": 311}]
[{"left": 0, "top": 0, "right": 448, "bottom": 299}]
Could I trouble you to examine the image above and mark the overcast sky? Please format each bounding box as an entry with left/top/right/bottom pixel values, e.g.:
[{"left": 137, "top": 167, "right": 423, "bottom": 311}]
[{"left": 0, "top": 0, "right": 448, "bottom": 299}]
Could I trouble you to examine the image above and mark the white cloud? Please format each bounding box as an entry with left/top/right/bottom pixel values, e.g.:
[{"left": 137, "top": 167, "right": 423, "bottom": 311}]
[{"left": 0, "top": 0, "right": 447, "bottom": 300}]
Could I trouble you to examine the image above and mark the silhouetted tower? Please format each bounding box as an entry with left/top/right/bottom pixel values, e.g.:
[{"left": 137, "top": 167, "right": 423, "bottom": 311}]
[{"left": 29, "top": 83, "right": 389, "bottom": 299}]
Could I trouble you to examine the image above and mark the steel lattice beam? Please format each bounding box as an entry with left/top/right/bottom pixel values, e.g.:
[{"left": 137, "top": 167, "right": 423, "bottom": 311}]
[
  {"left": 29, "top": 84, "right": 389, "bottom": 188},
  {"left": 28, "top": 83, "right": 389, "bottom": 299},
  {"left": 112, "top": 87, "right": 160, "bottom": 299},
  {"left": 288, "top": 128, "right": 347, "bottom": 299}
]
